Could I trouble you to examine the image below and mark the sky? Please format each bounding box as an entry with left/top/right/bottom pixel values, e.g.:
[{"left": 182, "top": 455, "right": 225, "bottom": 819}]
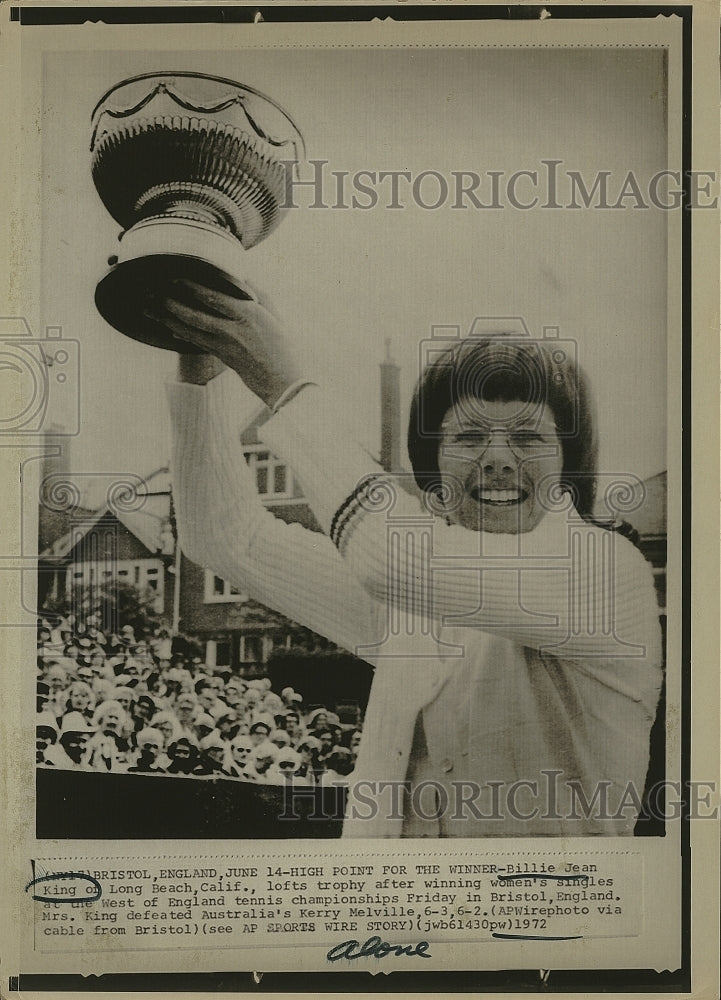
[{"left": 40, "top": 46, "right": 669, "bottom": 509}]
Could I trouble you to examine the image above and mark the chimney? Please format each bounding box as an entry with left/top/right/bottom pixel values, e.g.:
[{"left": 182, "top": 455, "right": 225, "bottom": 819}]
[{"left": 379, "top": 339, "right": 401, "bottom": 472}]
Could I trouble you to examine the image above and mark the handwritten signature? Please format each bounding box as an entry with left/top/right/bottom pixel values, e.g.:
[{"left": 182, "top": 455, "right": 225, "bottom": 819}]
[{"left": 327, "top": 936, "right": 431, "bottom": 962}]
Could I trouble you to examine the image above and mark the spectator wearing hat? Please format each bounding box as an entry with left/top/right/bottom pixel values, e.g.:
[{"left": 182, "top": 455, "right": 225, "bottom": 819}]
[
  {"left": 36, "top": 723, "right": 58, "bottom": 766},
  {"left": 103, "top": 630, "right": 127, "bottom": 661},
  {"left": 207, "top": 674, "right": 225, "bottom": 695},
  {"left": 215, "top": 709, "right": 240, "bottom": 743},
  {"left": 88, "top": 649, "right": 112, "bottom": 685},
  {"left": 112, "top": 686, "right": 135, "bottom": 716},
  {"left": 105, "top": 641, "right": 126, "bottom": 669},
  {"left": 62, "top": 681, "right": 96, "bottom": 721},
  {"left": 260, "top": 691, "right": 283, "bottom": 717},
  {"left": 152, "top": 709, "right": 180, "bottom": 744},
  {"left": 36, "top": 625, "right": 56, "bottom": 662},
  {"left": 84, "top": 625, "right": 106, "bottom": 651},
  {"left": 145, "top": 670, "right": 169, "bottom": 702},
  {"left": 128, "top": 726, "right": 165, "bottom": 774},
  {"left": 305, "top": 707, "right": 329, "bottom": 732},
  {"left": 223, "top": 677, "right": 247, "bottom": 709},
  {"left": 245, "top": 741, "right": 278, "bottom": 783},
  {"left": 224, "top": 734, "right": 254, "bottom": 778},
  {"left": 253, "top": 709, "right": 276, "bottom": 729},
  {"left": 243, "top": 686, "right": 262, "bottom": 713},
  {"left": 92, "top": 698, "right": 129, "bottom": 734},
  {"left": 163, "top": 667, "right": 190, "bottom": 703},
  {"left": 166, "top": 737, "right": 200, "bottom": 775},
  {"left": 186, "top": 653, "right": 203, "bottom": 674},
  {"left": 48, "top": 712, "right": 96, "bottom": 770},
  {"left": 269, "top": 728, "right": 292, "bottom": 753},
  {"left": 84, "top": 620, "right": 107, "bottom": 649},
  {"left": 193, "top": 712, "right": 216, "bottom": 744},
  {"left": 118, "top": 624, "right": 136, "bottom": 645},
  {"left": 312, "top": 728, "right": 336, "bottom": 769},
  {"left": 283, "top": 709, "right": 303, "bottom": 746},
  {"left": 76, "top": 637, "right": 96, "bottom": 662},
  {"left": 195, "top": 678, "right": 228, "bottom": 720},
  {"left": 178, "top": 668, "right": 196, "bottom": 694},
  {"left": 346, "top": 727, "right": 363, "bottom": 761},
  {"left": 58, "top": 641, "right": 81, "bottom": 672},
  {"left": 88, "top": 700, "right": 131, "bottom": 772},
  {"left": 193, "top": 732, "right": 228, "bottom": 776},
  {"left": 173, "top": 692, "right": 199, "bottom": 739},
  {"left": 128, "top": 728, "right": 166, "bottom": 773},
  {"left": 296, "top": 737, "right": 322, "bottom": 785},
  {"left": 269, "top": 749, "right": 305, "bottom": 786},
  {"left": 44, "top": 663, "right": 69, "bottom": 718},
  {"left": 131, "top": 640, "right": 153, "bottom": 668},
  {"left": 281, "top": 686, "right": 302, "bottom": 708},
  {"left": 119, "top": 658, "right": 142, "bottom": 684},
  {"left": 36, "top": 680, "right": 51, "bottom": 716},
  {"left": 47, "top": 618, "right": 70, "bottom": 650},
  {"left": 151, "top": 627, "right": 173, "bottom": 662},
  {"left": 131, "top": 694, "right": 156, "bottom": 732},
  {"left": 327, "top": 722, "right": 343, "bottom": 748},
  {"left": 319, "top": 748, "right": 355, "bottom": 787},
  {"left": 37, "top": 704, "right": 59, "bottom": 738},
  {"left": 249, "top": 719, "right": 272, "bottom": 747},
  {"left": 75, "top": 661, "right": 95, "bottom": 687},
  {"left": 91, "top": 678, "right": 115, "bottom": 706},
  {"left": 55, "top": 733, "right": 94, "bottom": 771},
  {"left": 150, "top": 711, "right": 181, "bottom": 768}
]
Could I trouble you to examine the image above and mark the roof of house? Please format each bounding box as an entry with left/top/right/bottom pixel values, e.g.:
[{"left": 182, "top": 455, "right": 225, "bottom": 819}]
[{"left": 40, "top": 466, "right": 173, "bottom": 560}]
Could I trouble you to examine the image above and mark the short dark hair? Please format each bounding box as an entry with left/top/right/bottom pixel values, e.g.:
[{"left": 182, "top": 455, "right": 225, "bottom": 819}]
[{"left": 407, "top": 337, "right": 598, "bottom": 519}]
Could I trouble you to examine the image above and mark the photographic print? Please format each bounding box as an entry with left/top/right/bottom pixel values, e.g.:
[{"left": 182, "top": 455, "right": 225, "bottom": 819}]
[{"left": 1, "top": 3, "right": 718, "bottom": 995}]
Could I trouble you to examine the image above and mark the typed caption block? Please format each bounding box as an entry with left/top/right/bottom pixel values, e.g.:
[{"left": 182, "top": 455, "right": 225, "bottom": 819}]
[{"left": 30, "top": 851, "right": 642, "bottom": 954}]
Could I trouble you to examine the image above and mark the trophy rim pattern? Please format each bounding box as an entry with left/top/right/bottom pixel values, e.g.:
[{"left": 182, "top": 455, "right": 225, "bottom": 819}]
[
  {"left": 91, "top": 115, "right": 291, "bottom": 246},
  {"left": 90, "top": 70, "right": 306, "bottom": 161}
]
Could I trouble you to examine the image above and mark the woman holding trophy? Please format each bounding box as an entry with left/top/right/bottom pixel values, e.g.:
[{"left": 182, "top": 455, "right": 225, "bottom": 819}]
[{"left": 91, "top": 72, "right": 662, "bottom": 838}]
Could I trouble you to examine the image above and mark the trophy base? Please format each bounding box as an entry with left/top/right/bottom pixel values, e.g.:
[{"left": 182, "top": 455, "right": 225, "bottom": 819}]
[
  {"left": 95, "top": 217, "right": 253, "bottom": 352},
  {"left": 96, "top": 255, "right": 253, "bottom": 353}
]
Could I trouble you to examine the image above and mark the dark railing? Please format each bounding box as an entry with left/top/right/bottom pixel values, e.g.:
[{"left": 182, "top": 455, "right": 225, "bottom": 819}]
[{"left": 36, "top": 768, "right": 346, "bottom": 839}]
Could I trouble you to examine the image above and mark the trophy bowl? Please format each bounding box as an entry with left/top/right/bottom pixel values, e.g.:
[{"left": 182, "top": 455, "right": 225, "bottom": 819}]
[{"left": 91, "top": 71, "right": 304, "bottom": 351}]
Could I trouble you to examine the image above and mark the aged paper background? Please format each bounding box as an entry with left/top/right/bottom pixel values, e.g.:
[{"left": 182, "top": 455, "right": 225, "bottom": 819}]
[{"left": 0, "top": 1, "right": 718, "bottom": 997}]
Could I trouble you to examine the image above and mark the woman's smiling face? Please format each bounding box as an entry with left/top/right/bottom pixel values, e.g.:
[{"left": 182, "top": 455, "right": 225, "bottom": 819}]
[{"left": 437, "top": 397, "right": 563, "bottom": 533}]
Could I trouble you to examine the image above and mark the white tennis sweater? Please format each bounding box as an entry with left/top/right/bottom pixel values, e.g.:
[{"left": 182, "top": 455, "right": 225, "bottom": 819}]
[{"left": 168, "top": 372, "right": 663, "bottom": 838}]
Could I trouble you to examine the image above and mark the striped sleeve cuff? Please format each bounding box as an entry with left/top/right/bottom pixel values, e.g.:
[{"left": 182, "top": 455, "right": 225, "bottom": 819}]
[{"left": 329, "top": 474, "right": 384, "bottom": 552}]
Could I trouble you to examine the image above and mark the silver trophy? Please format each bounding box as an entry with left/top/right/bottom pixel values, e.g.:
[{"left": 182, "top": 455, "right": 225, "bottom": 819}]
[{"left": 91, "top": 71, "right": 304, "bottom": 351}]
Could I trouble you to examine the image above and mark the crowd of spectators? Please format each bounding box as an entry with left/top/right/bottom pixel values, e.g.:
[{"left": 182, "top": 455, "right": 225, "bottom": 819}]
[{"left": 36, "top": 611, "right": 362, "bottom": 786}]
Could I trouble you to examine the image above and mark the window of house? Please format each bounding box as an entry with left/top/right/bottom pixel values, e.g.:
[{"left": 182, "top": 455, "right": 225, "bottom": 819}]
[
  {"left": 204, "top": 639, "right": 232, "bottom": 668},
  {"left": 66, "top": 559, "right": 166, "bottom": 613},
  {"left": 244, "top": 445, "right": 295, "bottom": 500},
  {"left": 214, "top": 640, "right": 232, "bottom": 667},
  {"left": 203, "top": 569, "right": 246, "bottom": 604},
  {"left": 240, "top": 634, "right": 263, "bottom": 663}
]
